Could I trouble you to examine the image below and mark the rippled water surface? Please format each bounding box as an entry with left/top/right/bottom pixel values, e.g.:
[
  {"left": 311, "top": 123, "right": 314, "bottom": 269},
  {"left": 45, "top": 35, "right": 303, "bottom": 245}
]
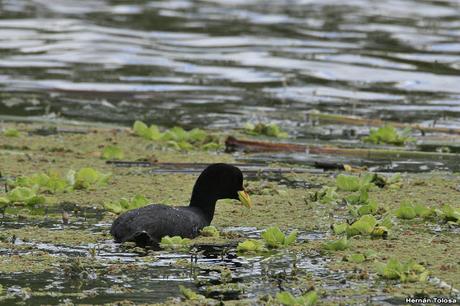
[{"left": 1, "top": 0, "right": 460, "bottom": 130}]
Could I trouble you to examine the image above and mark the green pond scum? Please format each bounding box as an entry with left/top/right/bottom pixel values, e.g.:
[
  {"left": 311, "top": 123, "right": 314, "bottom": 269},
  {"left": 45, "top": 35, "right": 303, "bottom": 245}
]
[{"left": 0, "top": 122, "right": 459, "bottom": 305}]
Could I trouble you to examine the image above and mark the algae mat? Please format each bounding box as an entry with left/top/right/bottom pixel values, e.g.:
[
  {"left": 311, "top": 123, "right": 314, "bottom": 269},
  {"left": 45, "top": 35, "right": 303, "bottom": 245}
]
[{"left": 0, "top": 122, "right": 459, "bottom": 305}]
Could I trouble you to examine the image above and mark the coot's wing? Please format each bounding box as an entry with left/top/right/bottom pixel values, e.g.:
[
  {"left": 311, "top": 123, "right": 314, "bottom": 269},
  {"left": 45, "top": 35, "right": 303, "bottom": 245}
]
[{"left": 110, "top": 204, "right": 208, "bottom": 245}]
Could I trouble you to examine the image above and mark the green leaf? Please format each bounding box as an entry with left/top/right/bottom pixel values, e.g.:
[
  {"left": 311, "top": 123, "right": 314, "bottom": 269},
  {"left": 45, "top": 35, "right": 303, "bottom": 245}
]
[
  {"left": 285, "top": 230, "right": 298, "bottom": 246},
  {"left": 347, "top": 215, "right": 377, "bottom": 237},
  {"left": 179, "top": 285, "right": 204, "bottom": 300},
  {"left": 336, "top": 174, "right": 361, "bottom": 191},
  {"left": 160, "top": 236, "right": 191, "bottom": 251},
  {"left": 376, "top": 258, "right": 428, "bottom": 282},
  {"left": 348, "top": 253, "right": 366, "bottom": 263},
  {"left": 74, "top": 167, "right": 111, "bottom": 190},
  {"left": 244, "top": 122, "right": 288, "bottom": 138},
  {"left": 356, "top": 200, "right": 378, "bottom": 216},
  {"left": 395, "top": 202, "right": 417, "bottom": 219},
  {"left": 439, "top": 204, "right": 460, "bottom": 222},
  {"left": 104, "top": 194, "right": 149, "bottom": 214},
  {"left": 200, "top": 226, "right": 220, "bottom": 237},
  {"left": 323, "top": 236, "right": 349, "bottom": 251},
  {"left": 261, "top": 226, "right": 296, "bottom": 248},
  {"left": 362, "top": 125, "right": 414, "bottom": 146},
  {"left": 8, "top": 187, "right": 36, "bottom": 203},
  {"left": 102, "top": 145, "right": 124, "bottom": 160},
  {"left": 236, "top": 239, "right": 265, "bottom": 253},
  {"left": 276, "top": 292, "right": 298, "bottom": 306},
  {"left": 133, "top": 120, "right": 162, "bottom": 140},
  {"left": 414, "top": 203, "right": 434, "bottom": 219},
  {"left": 332, "top": 223, "right": 348, "bottom": 235},
  {"left": 299, "top": 291, "right": 318, "bottom": 306},
  {"left": 4, "top": 128, "right": 20, "bottom": 137},
  {"left": 103, "top": 201, "right": 124, "bottom": 214}
]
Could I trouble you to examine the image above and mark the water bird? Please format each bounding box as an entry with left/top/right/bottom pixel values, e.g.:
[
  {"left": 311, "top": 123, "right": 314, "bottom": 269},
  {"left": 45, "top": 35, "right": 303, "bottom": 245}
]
[{"left": 110, "top": 163, "right": 251, "bottom": 246}]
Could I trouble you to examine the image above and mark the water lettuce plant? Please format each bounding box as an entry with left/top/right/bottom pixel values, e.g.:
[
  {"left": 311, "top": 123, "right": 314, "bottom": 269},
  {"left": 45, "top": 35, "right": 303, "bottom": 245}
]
[
  {"left": 345, "top": 250, "right": 377, "bottom": 263},
  {"left": 344, "top": 215, "right": 391, "bottom": 238},
  {"left": 102, "top": 145, "right": 124, "bottom": 160},
  {"left": 395, "top": 202, "right": 435, "bottom": 220},
  {"left": 261, "top": 226, "right": 297, "bottom": 248},
  {"left": 104, "top": 195, "right": 150, "bottom": 214},
  {"left": 308, "top": 186, "right": 339, "bottom": 204},
  {"left": 3, "top": 128, "right": 20, "bottom": 137},
  {"left": 375, "top": 258, "right": 429, "bottom": 282},
  {"left": 236, "top": 239, "right": 265, "bottom": 254},
  {"left": 5, "top": 186, "right": 46, "bottom": 205},
  {"left": 344, "top": 188, "right": 369, "bottom": 205},
  {"left": 323, "top": 236, "right": 349, "bottom": 251},
  {"left": 276, "top": 291, "right": 318, "bottom": 306},
  {"left": 132, "top": 120, "right": 220, "bottom": 151},
  {"left": 244, "top": 122, "right": 288, "bottom": 138},
  {"left": 133, "top": 120, "right": 162, "bottom": 140},
  {"left": 336, "top": 173, "right": 375, "bottom": 192},
  {"left": 347, "top": 215, "right": 377, "bottom": 236},
  {"left": 73, "top": 167, "right": 111, "bottom": 190},
  {"left": 353, "top": 200, "right": 378, "bottom": 217},
  {"left": 8, "top": 171, "right": 72, "bottom": 194},
  {"left": 160, "top": 236, "right": 191, "bottom": 251},
  {"left": 179, "top": 285, "right": 205, "bottom": 300},
  {"left": 436, "top": 204, "right": 460, "bottom": 224},
  {"left": 200, "top": 225, "right": 220, "bottom": 237},
  {"left": 362, "top": 125, "right": 414, "bottom": 146}
]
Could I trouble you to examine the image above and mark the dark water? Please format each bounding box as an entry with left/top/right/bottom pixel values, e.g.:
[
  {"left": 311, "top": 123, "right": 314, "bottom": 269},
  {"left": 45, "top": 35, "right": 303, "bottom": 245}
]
[{"left": 1, "top": 0, "right": 460, "bottom": 131}]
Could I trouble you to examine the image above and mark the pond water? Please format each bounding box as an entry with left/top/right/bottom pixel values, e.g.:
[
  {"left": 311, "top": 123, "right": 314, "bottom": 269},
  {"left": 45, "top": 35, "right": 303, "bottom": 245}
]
[
  {"left": 1, "top": 2, "right": 460, "bottom": 303},
  {"left": 1, "top": 0, "right": 460, "bottom": 132}
]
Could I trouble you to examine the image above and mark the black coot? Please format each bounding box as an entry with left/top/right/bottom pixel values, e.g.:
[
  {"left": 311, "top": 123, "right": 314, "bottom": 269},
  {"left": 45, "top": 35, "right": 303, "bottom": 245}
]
[{"left": 110, "top": 163, "right": 251, "bottom": 246}]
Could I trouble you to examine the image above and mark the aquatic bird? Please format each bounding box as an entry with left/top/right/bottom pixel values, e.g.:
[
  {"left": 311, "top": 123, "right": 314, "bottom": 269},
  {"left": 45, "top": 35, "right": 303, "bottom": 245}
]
[{"left": 110, "top": 163, "right": 251, "bottom": 246}]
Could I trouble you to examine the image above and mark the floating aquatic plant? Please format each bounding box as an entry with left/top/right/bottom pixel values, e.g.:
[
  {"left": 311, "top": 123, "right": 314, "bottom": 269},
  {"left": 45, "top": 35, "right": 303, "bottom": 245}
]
[
  {"left": 347, "top": 215, "right": 377, "bottom": 236},
  {"left": 395, "top": 202, "right": 435, "bottom": 220},
  {"left": 200, "top": 225, "right": 220, "bottom": 237},
  {"left": 436, "top": 204, "right": 460, "bottom": 224},
  {"left": 344, "top": 188, "right": 369, "bottom": 205},
  {"left": 362, "top": 125, "right": 414, "bottom": 146},
  {"left": 244, "top": 122, "right": 288, "bottom": 138},
  {"left": 7, "top": 171, "right": 72, "bottom": 194},
  {"left": 236, "top": 239, "right": 265, "bottom": 254},
  {"left": 132, "top": 120, "right": 220, "bottom": 150},
  {"left": 104, "top": 195, "right": 150, "bottom": 214},
  {"left": 73, "top": 167, "right": 111, "bottom": 190},
  {"left": 179, "top": 285, "right": 205, "bottom": 300},
  {"left": 261, "top": 226, "right": 297, "bottom": 249},
  {"left": 336, "top": 173, "right": 375, "bottom": 192},
  {"left": 102, "top": 145, "right": 124, "bottom": 160},
  {"left": 375, "top": 258, "right": 429, "bottom": 283},
  {"left": 160, "top": 236, "right": 191, "bottom": 251},
  {"left": 133, "top": 120, "right": 162, "bottom": 141},
  {"left": 276, "top": 291, "right": 318, "bottom": 306},
  {"left": 308, "top": 186, "right": 339, "bottom": 204},
  {"left": 3, "top": 128, "right": 20, "bottom": 137},
  {"left": 323, "top": 236, "right": 349, "bottom": 251},
  {"left": 6, "top": 186, "right": 46, "bottom": 205}
]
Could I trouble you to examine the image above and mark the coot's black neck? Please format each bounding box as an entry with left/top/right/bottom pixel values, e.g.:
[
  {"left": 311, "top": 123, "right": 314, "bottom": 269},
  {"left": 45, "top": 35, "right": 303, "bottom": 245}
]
[{"left": 189, "top": 194, "right": 217, "bottom": 224}]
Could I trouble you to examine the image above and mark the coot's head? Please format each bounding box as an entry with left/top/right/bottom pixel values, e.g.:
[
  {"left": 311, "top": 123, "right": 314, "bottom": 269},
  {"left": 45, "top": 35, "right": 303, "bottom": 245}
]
[{"left": 190, "top": 163, "right": 251, "bottom": 208}]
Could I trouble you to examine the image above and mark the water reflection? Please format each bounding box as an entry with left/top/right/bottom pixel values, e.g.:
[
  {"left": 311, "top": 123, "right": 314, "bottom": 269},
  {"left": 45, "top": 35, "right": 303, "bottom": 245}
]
[{"left": 0, "top": 0, "right": 459, "bottom": 129}]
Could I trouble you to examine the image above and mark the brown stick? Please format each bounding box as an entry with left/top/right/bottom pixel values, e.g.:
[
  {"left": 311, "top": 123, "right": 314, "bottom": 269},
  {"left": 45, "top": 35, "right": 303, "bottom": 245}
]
[
  {"left": 225, "top": 136, "right": 460, "bottom": 161},
  {"left": 307, "top": 112, "right": 460, "bottom": 135}
]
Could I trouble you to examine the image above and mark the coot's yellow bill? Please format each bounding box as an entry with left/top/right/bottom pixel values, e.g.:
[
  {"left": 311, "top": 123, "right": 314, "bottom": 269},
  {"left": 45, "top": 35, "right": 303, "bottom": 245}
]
[{"left": 237, "top": 190, "right": 252, "bottom": 208}]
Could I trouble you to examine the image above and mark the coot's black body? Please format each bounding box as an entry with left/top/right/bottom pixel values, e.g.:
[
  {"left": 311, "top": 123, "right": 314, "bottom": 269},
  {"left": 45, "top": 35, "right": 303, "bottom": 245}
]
[{"left": 110, "top": 163, "right": 249, "bottom": 246}]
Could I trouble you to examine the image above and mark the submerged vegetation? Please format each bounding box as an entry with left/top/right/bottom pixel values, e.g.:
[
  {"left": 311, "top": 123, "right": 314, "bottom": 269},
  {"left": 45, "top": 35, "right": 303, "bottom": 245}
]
[{"left": 0, "top": 122, "right": 459, "bottom": 305}]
